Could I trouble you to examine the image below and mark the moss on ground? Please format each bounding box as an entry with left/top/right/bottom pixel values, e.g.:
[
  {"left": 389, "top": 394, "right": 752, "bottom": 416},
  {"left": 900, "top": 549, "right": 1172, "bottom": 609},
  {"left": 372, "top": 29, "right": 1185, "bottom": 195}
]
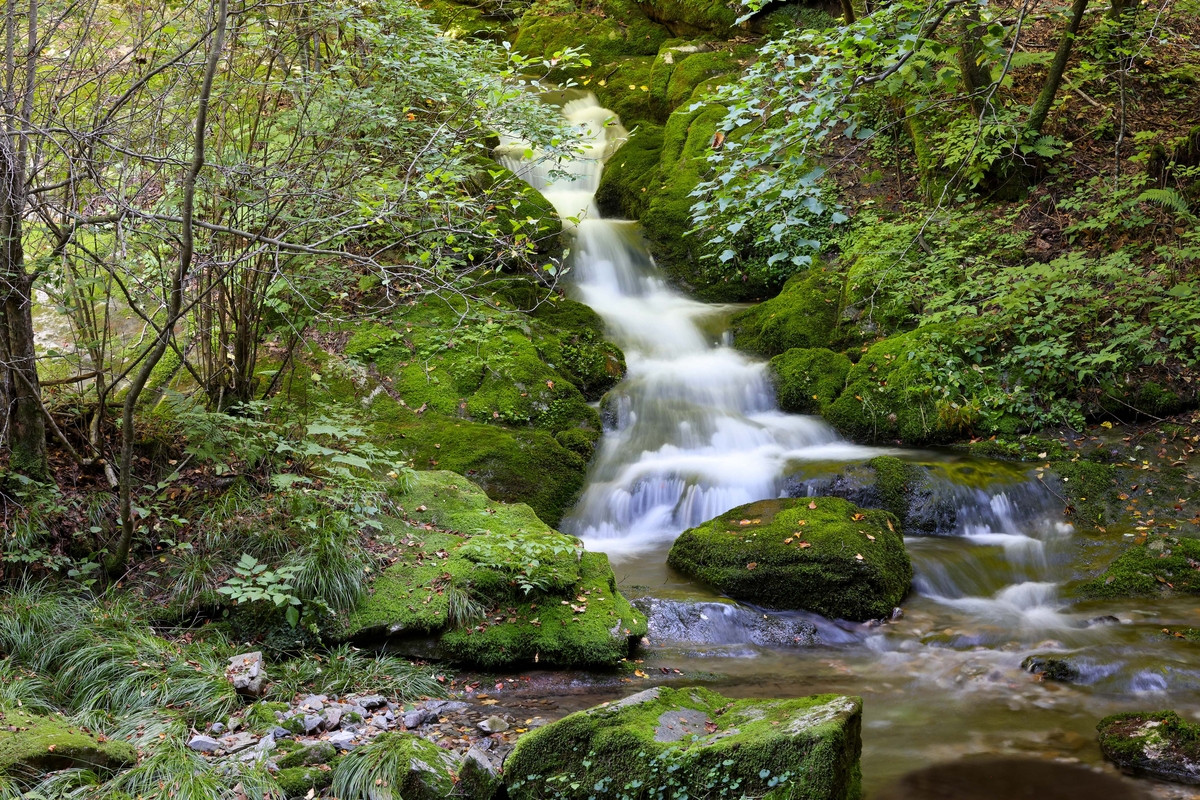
[
  {"left": 1054, "top": 460, "right": 1120, "bottom": 529},
  {"left": 0, "top": 707, "right": 137, "bottom": 779},
  {"left": 667, "top": 497, "right": 911, "bottom": 620},
  {"left": 506, "top": 686, "right": 863, "bottom": 800},
  {"left": 346, "top": 471, "right": 646, "bottom": 667},
  {"left": 770, "top": 347, "right": 850, "bottom": 415},
  {"left": 732, "top": 269, "right": 843, "bottom": 357},
  {"left": 1077, "top": 535, "right": 1200, "bottom": 598},
  {"left": 823, "top": 329, "right": 958, "bottom": 445},
  {"left": 588, "top": 57, "right": 656, "bottom": 125},
  {"left": 1098, "top": 711, "right": 1200, "bottom": 784},
  {"left": 277, "top": 764, "right": 335, "bottom": 797}
]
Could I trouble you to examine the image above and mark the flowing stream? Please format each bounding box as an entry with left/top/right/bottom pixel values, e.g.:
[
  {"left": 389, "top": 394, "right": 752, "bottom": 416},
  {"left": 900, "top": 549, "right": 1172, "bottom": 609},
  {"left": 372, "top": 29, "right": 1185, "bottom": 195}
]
[{"left": 501, "top": 96, "right": 1200, "bottom": 797}]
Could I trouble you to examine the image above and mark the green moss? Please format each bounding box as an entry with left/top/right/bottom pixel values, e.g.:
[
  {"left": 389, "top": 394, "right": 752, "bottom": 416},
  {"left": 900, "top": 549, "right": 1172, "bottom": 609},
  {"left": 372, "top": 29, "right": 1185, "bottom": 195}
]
[
  {"left": 333, "top": 733, "right": 456, "bottom": 800},
  {"left": 868, "top": 456, "right": 925, "bottom": 524},
  {"left": 422, "top": 0, "right": 515, "bottom": 40},
  {"left": 555, "top": 427, "right": 601, "bottom": 460},
  {"left": 0, "top": 707, "right": 137, "bottom": 779},
  {"left": 244, "top": 701, "right": 289, "bottom": 733},
  {"left": 960, "top": 435, "right": 1068, "bottom": 462},
  {"left": 824, "top": 329, "right": 958, "bottom": 445},
  {"left": 278, "top": 742, "right": 337, "bottom": 769},
  {"left": 346, "top": 472, "right": 646, "bottom": 667},
  {"left": 1098, "top": 711, "right": 1200, "bottom": 784},
  {"left": 1078, "top": 535, "right": 1200, "bottom": 598},
  {"left": 731, "top": 270, "right": 843, "bottom": 357},
  {"left": 1054, "top": 460, "right": 1119, "bottom": 529},
  {"left": 588, "top": 57, "right": 657, "bottom": 125},
  {"left": 662, "top": 46, "right": 753, "bottom": 111},
  {"left": 276, "top": 764, "right": 334, "bottom": 797},
  {"left": 506, "top": 686, "right": 863, "bottom": 800},
  {"left": 770, "top": 347, "right": 850, "bottom": 415},
  {"left": 514, "top": 0, "right": 670, "bottom": 65},
  {"left": 667, "top": 497, "right": 911, "bottom": 621},
  {"left": 636, "top": 0, "right": 739, "bottom": 35},
  {"left": 595, "top": 124, "right": 665, "bottom": 219}
]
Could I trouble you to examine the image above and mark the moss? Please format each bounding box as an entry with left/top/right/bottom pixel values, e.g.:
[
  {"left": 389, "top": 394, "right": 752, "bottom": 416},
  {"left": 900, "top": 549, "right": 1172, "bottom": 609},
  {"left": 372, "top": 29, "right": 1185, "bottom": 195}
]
[
  {"left": 868, "top": 456, "right": 925, "bottom": 524},
  {"left": 824, "top": 329, "right": 958, "bottom": 445},
  {"left": 667, "top": 497, "right": 911, "bottom": 621},
  {"left": 588, "top": 57, "right": 657, "bottom": 125},
  {"left": 1098, "top": 711, "right": 1200, "bottom": 784},
  {"left": 555, "top": 427, "right": 601, "bottom": 460},
  {"left": 1054, "top": 460, "right": 1119, "bottom": 529},
  {"left": 595, "top": 124, "right": 665, "bottom": 219},
  {"left": 770, "top": 347, "right": 850, "bottom": 415},
  {"left": 335, "top": 733, "right": 456, "bottom": 799},
  {"left": 346, "top": 472, "right": 646, "bottom": 667},
  {"left": 276, "top": 764, "right": 334, "bottom": 797},
  {"left": 731, "top": 270, "right": 843, "bottom": 357},
  {"left": 278, "top": 742, "right": 337, "bottom": 769},
  {"left": 635, "top": 0, "right": 739, "bottom": 35},
  {"left": 244, "top": 701, "right": 289, "bottom": 733},
  {"left": 1078, "top": 535, "right": 1200, "bottom": 598},
  {"left": 514, "top": 0, "right": 670, "bottom": 65},
  {"left": 422, "top": 0, "right": 515, "bottom": 40},
  {"left": 662, "top": 46, "right": 754, "bottom": 111},
  {"left": 505, "top": 686, "right": 863, "bottom": 800},
  {"left": 960, "top": 434, "right": 1069, "bottom": 462},
  {"left": 465, "top": 161, "right": 563, "bottom": 256},
  {"left": 0, "top": 707, "right": 137, "bottom": 779}
]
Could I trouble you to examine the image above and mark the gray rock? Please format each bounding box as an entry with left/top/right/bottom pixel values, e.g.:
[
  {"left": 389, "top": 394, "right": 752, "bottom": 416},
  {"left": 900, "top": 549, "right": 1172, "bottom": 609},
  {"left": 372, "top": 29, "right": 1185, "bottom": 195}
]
[
  {"left": 188, "top": 735, "right": 222, "bottom": 753},
  {"left": 327, "top": 730, "right": 358, "bottom": 750},
  {"left": 478, "top": 716, "right": 509, "bottom": 734},
  {"left": 271, "top": 726, "right": 291, "bottom": 740},
  {"left": 1099, "top": 711, "right": 1200, "bottom": 785},
  {"left": 227, "top": 716, "right": 242, "bottom": 732},
  {"left": 322, "top": 707, "right": 342, "bottom": 730},
  {"left": 226, "top": 652, "right": 267, "bottom": 698},
  {"left": 209, "top": 722, "right": 226, "bottom": 735},
  {"left": 459, "top": 746, "right": 502, "bottom": 797},
  {"left": 654, "top": 709, "right": 711, "bottom": 743},
  {"left": 632, "top": 596, "right": 818, "bottom": 649},
  {"left": 299, "top": 694, "right": 326, "bottom": 712},
  {"left": 369, "top": 714, "right": 390, "bottom": 730},
  {"left": 1022, "top": 655, "right": 1081, "bottom": 683},
  {"left": 403, "top": 709, "right": 431, "bottom": 729},
  {"left": 220, "top": 732, "right": 259, "bottom": 753},
  {"left": 302, "top": 714, "right": 323, "bottom": 734},
  {"left": 355, "top": 694, "right": 387, "bottom": 709},
  {"left": 424, "top": 700, "right": 468, "bottom": 714},
  {"left": 1087, "top": 615, "right": 1121, "bottom": 627}
]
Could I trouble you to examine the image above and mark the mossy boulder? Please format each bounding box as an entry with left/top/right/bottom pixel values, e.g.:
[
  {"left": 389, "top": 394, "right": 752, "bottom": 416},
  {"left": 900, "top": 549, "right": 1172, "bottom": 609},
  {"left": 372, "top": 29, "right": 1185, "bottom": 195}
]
[
  {"left": 1098, "top": 711, "right": 1200, "bottom": 785},
  {"left": 333, "top": 733, "right": 457, "bottom": 799},
  {"left": 770, "top": 348, "right": 851, "bottom": 415},
  {"left": 464, "top": 160, "right": 562, "bottom": 256},
  {"left": 1078, "top": 535, "right": 1200, "bottom": 599},
  {"left": 667, "top": 497, "right": 911, "bottom": 621},
  {"left": 587, "top": 57, "right": 657, "bottom": 125},
  {"left": 346, "top": 471, "right": 647, "bottom": 667},
  {"left": 0, "top": 707, "right": 137, "bottom": 780},
  {"left": 1021, "top": 655, "right": 1080, "bottom": 683},
  {"left": 731, "top": 270, "right": 843, "bottom": 357},
  {"left": 636, "top": 0, "right": 739, "bottom": 35},
  {"left": 595, "top": 124, "right": 665, "bottom": 219},
  {"left": 423, "top": 0, "right": 516, "bottom": 40},
  {"left": 506, "top": 686, "right": 863, "bottom": 800},
  {"left": 277, "top": 765, "right": 335, "bottom": 797},
  {"left": 824, "top": 329, "right": 959, "bottom": 445},
  {"left": 514, "top": 0, "right": 670, "bottom": 65},
  {"left": 278, "top": 742, "right": 337, "bottom": 768}
]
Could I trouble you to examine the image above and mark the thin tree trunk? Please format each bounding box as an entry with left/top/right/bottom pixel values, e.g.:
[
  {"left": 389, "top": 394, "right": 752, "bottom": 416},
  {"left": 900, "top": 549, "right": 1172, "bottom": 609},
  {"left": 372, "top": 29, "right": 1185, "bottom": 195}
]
[
  {"left": 1027, "top": 0, "right": 1090, "bottom": 136},
  {"left": 957, "top": 7, "right": 990, "bottom": 115},
  {"left": 111, "top": 0, "right": 228, "bottom": 572},
  {"left": 840, "top": 0, "right": 856, "bottom": 24}
]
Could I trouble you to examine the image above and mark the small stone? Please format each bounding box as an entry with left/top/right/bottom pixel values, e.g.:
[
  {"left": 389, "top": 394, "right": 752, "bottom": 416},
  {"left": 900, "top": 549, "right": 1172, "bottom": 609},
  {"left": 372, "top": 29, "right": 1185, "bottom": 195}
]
[
  {"left": 322, "top": 708, "right": 343, "bottom": 730},
  {"left": 402, "top": 710, "right": 428, "bottom": 729},
  {"left": 227, "top": 717, "right": 242, "bottom": 732},
  {"left": 188, "top": 735, "right": 221, "bottom": 753},
  {"left": 220, "top": 732, "right": 259, "bottom": 753},
  {"left": 226, "top": 652, "right": 267, "bottom": 698},
  {"left": 1087, "top": 615, "right": 1121, "bottom": 627},
  {"left": 327, "top": 731, "right": 358, "bottom": 750},
  {"left": 300, "top": 695, "right": 325, "bottom": 712},
  {"left": 369, "top": 714, "right": 390, "bottom": 730},
  {"left": 478, "top": 716, "right": 509, "bottom": 734},
  {"left": 303, "top": 714, "right": 323, "bottom": 734},
  {"left": 355, "top": 694, "right": 387, "bottom": 709},
  {"left": 271, "top": 727, "right": 291, "bottom": 740},
  {"left": 209, "top": 722, "right": 226, "bottom": 735}
]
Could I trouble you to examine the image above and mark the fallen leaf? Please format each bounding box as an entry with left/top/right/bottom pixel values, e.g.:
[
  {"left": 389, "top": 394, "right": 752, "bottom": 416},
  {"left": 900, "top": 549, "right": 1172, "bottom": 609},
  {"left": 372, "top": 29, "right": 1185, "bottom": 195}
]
[
  {"left": 855, "top": 554, "right": 864, "bottom": 561},
  {"left": 852, "top": 513, "right": 865, "bottom": 521},
  {"left": 747, "top": 562, "right": 758, "bottom": 570},
  {"left": 784, "top": 537, "right": 794, "bottom": 544},
  {"left": 481, "top": 699, "right": 498, "bottom": 706},
  {"left": 886, "top": 519, "right": 894, "bottom": 532},
  {"left": 808, "top": 501, "right": 818, "bottom": 510},
  {"left": 866, "top": 533, "right": 875, "bottom": 541},
  {"left": 797, "top": 542, "right": 812, "bottom": 549}
]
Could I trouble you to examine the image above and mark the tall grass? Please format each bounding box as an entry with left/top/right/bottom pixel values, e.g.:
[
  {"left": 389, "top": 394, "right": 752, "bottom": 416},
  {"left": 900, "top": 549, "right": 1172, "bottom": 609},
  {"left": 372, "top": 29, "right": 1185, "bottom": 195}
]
[{"left": 268, "top": 644, "right": 443, "bottom": 702}]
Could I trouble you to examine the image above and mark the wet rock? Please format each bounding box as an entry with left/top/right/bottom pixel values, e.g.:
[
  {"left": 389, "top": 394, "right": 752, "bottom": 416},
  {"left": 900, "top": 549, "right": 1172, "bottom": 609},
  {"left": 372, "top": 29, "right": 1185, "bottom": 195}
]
[
  {"left": 1022, "top": 655, "right": 1081, "bottom": 683},
  {"left": 404, "top": 708, "right": 434, "bottom": 729},
  {"left": 667, "top": 497, "right": 911, "bottom": 621},
  {"left": 425, "top": 700, "right": 469, "bottom": 714},
  {"left": 479, "top": 716, "right": 509, "bottom": 734},
  {"left": 875, "top": 756, "right": 1147, "bottom": 799},
  {"left": 505, "top": 686, "right": 861, "bottom": 800},
  {"left": 1099, "top": 711, "right": 1200, "bottom": 785},
  {"left": 1087, "top": 615, "right": 1122, "bottom": 627},
  {"left": 226, "top": 651, "right": 267, "bottom": 698},
  {"left": 188, "top": 735, "right": 222, "bottom": 753},
  {"left": 632, "top": 596, "right": 819, "bottom": 647}
]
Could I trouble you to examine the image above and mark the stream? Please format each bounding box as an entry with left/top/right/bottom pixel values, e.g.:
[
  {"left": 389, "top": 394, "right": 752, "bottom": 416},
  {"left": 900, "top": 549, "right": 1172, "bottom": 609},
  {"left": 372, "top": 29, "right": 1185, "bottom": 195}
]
[{"left": 500, "top": 95, "right": 1200, "bottom": 797}]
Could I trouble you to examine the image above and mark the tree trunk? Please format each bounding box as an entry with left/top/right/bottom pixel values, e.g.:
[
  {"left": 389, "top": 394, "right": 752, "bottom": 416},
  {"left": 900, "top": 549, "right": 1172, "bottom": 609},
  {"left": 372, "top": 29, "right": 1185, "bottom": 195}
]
[
  {"left": 840, "top": 0, "right": 856, "bottom": 24},
  {"left": 957, "top": 7, "right": 990, "bottom": 115},
  {"left": 1026, "top": 0, "right": 1090, "bottom": 136},
  {"left": 111, "top": 0, "right": 228, "bottom": 573}
]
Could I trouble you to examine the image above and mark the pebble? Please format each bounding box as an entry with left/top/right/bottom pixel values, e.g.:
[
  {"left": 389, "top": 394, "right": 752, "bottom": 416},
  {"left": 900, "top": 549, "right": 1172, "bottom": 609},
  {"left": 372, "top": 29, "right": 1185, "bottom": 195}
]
[
  {"left": 209, "top": 722, "right": 225, "bottom": 735},
  {"left": 328, "top": 730, "right": 358, "bottom": 750},
  {"left": 479, "top": 716, "right": 509, "bottom": 734}
]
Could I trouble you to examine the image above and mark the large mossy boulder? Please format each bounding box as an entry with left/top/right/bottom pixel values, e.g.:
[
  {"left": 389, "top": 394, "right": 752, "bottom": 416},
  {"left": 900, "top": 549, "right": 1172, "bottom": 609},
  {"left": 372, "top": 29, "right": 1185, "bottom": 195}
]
[
  {"left": 506, "top": 686, "right": 863, "bottom": 800},
  {"left": 667, "top": 497, "right": 911, "bottom": 621},
  {"left": 731, "top": 269, "right": 843, "bottom": 357},
  {"left": 770, "top": 347, "right": 851, "bottom": 416},
  {"left": 0, "top": 707, "right": 137, "bottom": 780},
  {"left": 1078, "top": 535, "right": 1200, "bottom": 599},
  {"left": 345, "top": 471, "right": 647, "bottom": 667},
  {"left": 1098, "top": 711, "right": 1200, "bottom": 785},
  {"left": 333, "top": 733, "right": 458, "bottom": 799},
  {"left": 596, "top": 124, "right": 666, "bottom": 219},
  {"left": 823, "top": 329, "right": 960, "bottom": 445},
  {"left": 636, "top": 0, "right": 739, "bottom": 35},
  {"left": 514, "top": 0, "right": 670, "bottom": 64}
]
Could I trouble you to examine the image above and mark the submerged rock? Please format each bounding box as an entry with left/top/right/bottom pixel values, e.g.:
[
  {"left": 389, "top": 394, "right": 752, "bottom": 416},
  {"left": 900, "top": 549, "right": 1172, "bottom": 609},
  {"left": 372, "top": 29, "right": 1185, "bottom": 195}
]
[
  {"left": 667, "top": 497, "right": 911, "bottom": 621},
  {"left": 1022, "top": 655, "right": 1081, "bottom": 683},
  {"left": 505, "top": 686, "right": 862, "bottom": 800},
  {"left": 876, "top": 756, "right": 1147, "bottom": 799},
  {"left": 343, "top": 471, "right": 647, "bottom": 667},
  {"left": 1098, "top": 710, "right": 1200, "bottom": 785},
  {"left": 0, "top": 707, "right": 136, "bottom": 776},
  {"left": 632, "top": 596, "right": 819, "bottom": 647}
]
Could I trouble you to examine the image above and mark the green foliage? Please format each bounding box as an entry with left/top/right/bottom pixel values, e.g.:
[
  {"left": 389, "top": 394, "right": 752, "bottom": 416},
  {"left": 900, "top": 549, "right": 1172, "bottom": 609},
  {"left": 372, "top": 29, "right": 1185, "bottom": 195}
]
[
  {"left": 266, "top": 645, "right": 444, "bottom": 702},
  {"left": 332, "top": 732, "right": 457, "bottom": 800}
]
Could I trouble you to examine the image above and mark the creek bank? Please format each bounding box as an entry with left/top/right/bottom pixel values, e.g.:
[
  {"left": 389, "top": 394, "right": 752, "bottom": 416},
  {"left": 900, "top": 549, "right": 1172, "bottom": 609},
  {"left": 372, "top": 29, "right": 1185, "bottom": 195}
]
[
  {"left": 506, "top": 686, "right": 863, "bottom": 800},
  {"left": 667, "top": 497, "right": 911, "bottom": 621},
  {"left": 1098, "top": 711, "right": 1200, "bottom": 785},
  {"left": 342, "top": 470, "right": 648, "bottom": 667}
]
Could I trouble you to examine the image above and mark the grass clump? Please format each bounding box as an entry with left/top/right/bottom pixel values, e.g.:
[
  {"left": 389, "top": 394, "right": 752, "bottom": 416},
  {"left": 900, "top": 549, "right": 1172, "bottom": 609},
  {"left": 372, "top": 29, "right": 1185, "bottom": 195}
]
[{"left": 332, "top": 732, "right": 456, "bottom": 800}]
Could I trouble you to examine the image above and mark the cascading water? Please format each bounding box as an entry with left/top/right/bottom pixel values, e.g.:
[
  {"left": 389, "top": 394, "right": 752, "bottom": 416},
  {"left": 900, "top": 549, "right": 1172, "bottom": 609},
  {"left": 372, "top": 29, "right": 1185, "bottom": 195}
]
[{"left": 501, "top": 95, "right": 1200, "bottom": 796}]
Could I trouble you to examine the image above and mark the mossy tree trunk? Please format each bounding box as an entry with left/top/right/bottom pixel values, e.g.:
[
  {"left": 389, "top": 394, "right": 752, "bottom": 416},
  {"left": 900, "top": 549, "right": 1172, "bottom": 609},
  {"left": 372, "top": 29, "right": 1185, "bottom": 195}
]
[{"left": 1026, "top": 0, "right": 1090, "bottom": 136}]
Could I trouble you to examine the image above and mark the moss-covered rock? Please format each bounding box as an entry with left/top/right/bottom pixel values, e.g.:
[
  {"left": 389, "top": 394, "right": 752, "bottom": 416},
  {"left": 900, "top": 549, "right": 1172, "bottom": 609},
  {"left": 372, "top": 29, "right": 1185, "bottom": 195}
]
[
  {"left": 731, "top": 270, "right": 843, "bottom": 357},
  {"left": 770, "top": 347, "right": 850, "bottom": 415},
  {"left": 333, "top": 733, "right": 457, "bottom": 799},
  {"left": 824, "top": 329, "right": 960, "bottom": 445},
  {"left": 278, "top": 742, "right": 337, "bottom": 768},
  {"left": 506, "top": 686, "right": 863, "bottom": 800},
  {"left": 1053, "top": 460, "right": 1120, "bottom": 529},
  {"left": 595, "top": 124, "right": 665, "bottom": 219},
  {"left": 463, "top": 160, "right": 562, "bottom": 256},
  {"left": 636, "top": 0, "right": 739, "bottom": 35},
  {"left": 514, "top": 0, "right": 670, "bottom": 65},
  {"left": 587, "top": 57, "right": 657, "bottom": 125},
  {"left": 0, "top": 707, "right": 137, "bottom": 779},
  {"left": 1021, "top": 655, "right": 1080, "bottom": 683},
  {"left": 667, "top": 497, "right": 911, "bottom": 620},
  {"left": 1098, "top": 711, "right": 1200, "bottom": 785},
  {"left": 423, "top": 0, "right": 516, "bottom": 40},
  {"left": 277, "top": 765, "right": 335, "bottom": 798},
  {"left": 1077, "top": 535, "right": 1200, "bottom": 599},
  {"left": 345, "top": 471, "right": 647, "bottom": 667}
]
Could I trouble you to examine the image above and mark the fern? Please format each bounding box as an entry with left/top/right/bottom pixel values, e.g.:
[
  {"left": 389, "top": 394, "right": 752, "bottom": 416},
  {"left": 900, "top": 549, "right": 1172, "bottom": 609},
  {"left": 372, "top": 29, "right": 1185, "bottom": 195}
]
[{"left": 1136, "top": 187, "right": 1192, "bottom": 214}]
